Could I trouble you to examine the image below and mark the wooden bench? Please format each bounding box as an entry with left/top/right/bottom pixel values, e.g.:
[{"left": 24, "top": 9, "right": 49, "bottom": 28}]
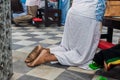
[
  {"left": 98, "top": 17, "right": 120, "bottom": 49},
  {"left": 101, "top": 17, "right": 120, "bottom": 42}
]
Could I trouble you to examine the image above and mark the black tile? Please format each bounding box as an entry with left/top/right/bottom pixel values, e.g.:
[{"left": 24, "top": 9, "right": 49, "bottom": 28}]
[
  {"left": 55, "top": 70, "right": 94, "bottom": 80},
  {"left": 17, "top": 75, "right": 46, "bottom": 80},
  {"left": 44, "top": 33, "right": 57, "bottom": 36},
  {"left": 12, "top": 44, "right": 25, "bottom": 50},
  {"left": 12, "top": 39, "right": 21, "bottom": 43},
  {"left": 49, "top": 37, "right": 62, "bottom": 40},
  {"left": 22, "top": 34, "right": 39, "bottom": 37},
  {"left": 26, "top": 38, "right": 44, "bottom": 42}
]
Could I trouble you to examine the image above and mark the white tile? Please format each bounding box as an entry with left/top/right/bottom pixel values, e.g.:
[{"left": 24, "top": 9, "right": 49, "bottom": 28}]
[
  {"left": 35, "top": 35, "right": 52, "bottom": 39},
  {"left": 12, "top": 51, "right": 28, "bottom": 61},
  {"left": 16, "top": 46, "right": 35, "bottom": 53},
  {"left": 13, "top": 40, "right": 36, "bottom": 46},
  {"left": 39, "top": 39, "right": 60, "bottom": 44},
  {"left": 68, "top": 67, "right": 96, "bottom": 74},
  {"left": 12, "top": 32, "right": 27, "bottom": 36},
  {"left": 12, "top": 36, "right": 31, "bottom": 40},
  {"left": 44, "top": 28, "right": 57, "bottom": 31},
  {"left": 10, "top": 72, "right": 23, "bottom": 80},
  {"left": 56, "top": 34, "right": 63, "bottom": 37},
  {"left": 27, "top": 65, "right": 65, "bottom": 80},
  {"left": 49, "top": 31, "right": 63, "bottom": 34},
  {"left": 30, "top": 32, "right": 46, "bottom": 35}
]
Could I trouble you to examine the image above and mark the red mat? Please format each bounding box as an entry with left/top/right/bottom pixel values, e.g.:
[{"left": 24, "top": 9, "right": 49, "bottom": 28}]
[{"left": 98, "top": 40, "right": 115, "bottom": 50}]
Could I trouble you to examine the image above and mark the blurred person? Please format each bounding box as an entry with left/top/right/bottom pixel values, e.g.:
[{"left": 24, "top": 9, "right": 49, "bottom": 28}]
[{"left": 13, "top": 0, "right": 44, "bottom": 26}]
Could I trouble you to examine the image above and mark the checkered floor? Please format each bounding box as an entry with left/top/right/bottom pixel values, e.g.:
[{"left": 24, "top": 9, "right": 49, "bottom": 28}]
[{"left": 11, "top": 24, "right": 120, "bottom": 80}]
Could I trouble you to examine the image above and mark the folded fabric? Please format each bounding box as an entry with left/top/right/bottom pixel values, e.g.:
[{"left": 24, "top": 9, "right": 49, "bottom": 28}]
[{"left": 93, "top": 44, "right": 120, "bottom": 71}]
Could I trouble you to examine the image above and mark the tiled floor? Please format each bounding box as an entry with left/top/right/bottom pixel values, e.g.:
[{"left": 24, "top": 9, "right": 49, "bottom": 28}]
[{"left": 11, "top": 24, "right": 120, "bottom": 80}]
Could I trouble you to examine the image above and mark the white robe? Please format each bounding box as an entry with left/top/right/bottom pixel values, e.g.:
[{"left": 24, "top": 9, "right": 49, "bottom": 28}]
[{"left": 50, "top": 0, "right": 102, "bottom": 69}]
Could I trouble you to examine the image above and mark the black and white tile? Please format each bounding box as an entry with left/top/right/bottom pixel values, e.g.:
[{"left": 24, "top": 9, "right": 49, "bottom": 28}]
[{"left": 11, "top": 25, "right": 120, "bottom": 80}]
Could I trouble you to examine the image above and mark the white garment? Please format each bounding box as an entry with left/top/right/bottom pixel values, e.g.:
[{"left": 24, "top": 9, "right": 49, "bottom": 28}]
[
  {"left": 71, "top": 0, "right": 106, "bottom": 21},
  {"left": 25, "top": 0, "right": 45, "bottom": 8},
  {"left": 50, "top": 0, "right": 102, "bottom": 69}
]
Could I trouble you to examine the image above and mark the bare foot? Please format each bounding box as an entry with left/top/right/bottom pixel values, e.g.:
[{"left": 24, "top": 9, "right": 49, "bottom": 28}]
[
  {"left": 104, "top": 61, "right": 109, "bottom": 71},
  {"left": 25, "top": 45, "right": 43, "bottom": 63},
  {"left": 27, "top": 49, "right": 51, "bottom": 67}
]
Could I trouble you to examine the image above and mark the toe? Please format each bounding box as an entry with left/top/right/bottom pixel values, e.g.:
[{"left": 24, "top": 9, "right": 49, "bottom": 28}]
[{"left": 27, "top": 62, "right": 34, "bottom": 67}]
